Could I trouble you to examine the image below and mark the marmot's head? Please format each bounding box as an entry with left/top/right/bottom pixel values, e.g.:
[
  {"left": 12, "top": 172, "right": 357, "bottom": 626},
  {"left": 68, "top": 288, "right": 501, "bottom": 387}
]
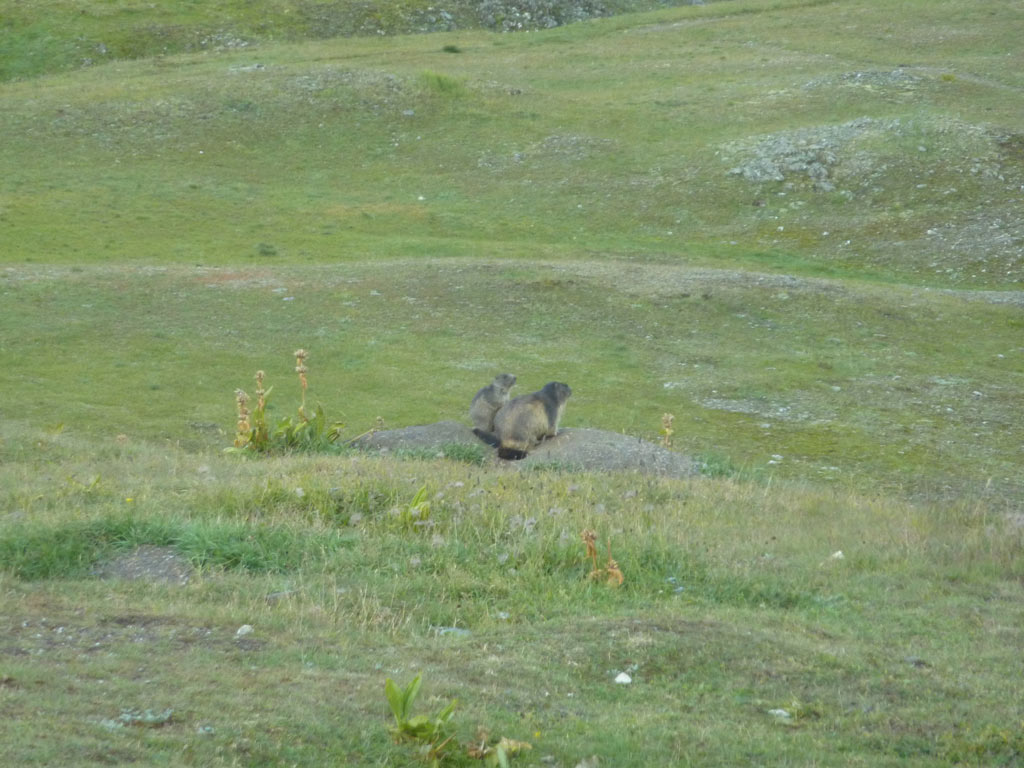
[
  {"left": 542, "top": 381, "right": 572, "bottom": 403},
  {"left": 494, "top": 373, "right": 517, "bottom": 391}
]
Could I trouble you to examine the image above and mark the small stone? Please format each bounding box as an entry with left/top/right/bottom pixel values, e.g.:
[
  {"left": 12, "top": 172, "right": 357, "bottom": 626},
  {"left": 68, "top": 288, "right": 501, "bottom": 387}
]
[
  {"left": 236, "top": 624, "right": 254, "bottom": 637},
  {"left": 435, "top": 626, "right": 471, "bottom": 638}
]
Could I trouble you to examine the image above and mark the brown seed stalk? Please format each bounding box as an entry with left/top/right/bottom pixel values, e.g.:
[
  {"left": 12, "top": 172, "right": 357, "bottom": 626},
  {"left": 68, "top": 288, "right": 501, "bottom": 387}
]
[
  {"left": 234, "top": 389, "right": 251, "bottom": 448},
  {"left": 293, "top": 349, "right": 309, "bottom": 417},
  {"left": 661, "top": 412, "right": 675, "bottom": 447}
]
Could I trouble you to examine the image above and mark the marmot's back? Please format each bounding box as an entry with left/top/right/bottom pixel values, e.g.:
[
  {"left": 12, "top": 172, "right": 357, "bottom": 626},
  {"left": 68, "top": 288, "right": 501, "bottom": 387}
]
[{"left": 494, "top": 381, "right": 571, "bottom": 460}]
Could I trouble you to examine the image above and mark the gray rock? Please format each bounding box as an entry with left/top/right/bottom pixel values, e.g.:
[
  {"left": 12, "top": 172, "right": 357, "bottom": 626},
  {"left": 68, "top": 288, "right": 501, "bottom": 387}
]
[
  {"left": 517, "top": 427, "right": 697, "bottom": 477},
  {"left": 352, "top": 420, "right": 477, "bottom": 452}
]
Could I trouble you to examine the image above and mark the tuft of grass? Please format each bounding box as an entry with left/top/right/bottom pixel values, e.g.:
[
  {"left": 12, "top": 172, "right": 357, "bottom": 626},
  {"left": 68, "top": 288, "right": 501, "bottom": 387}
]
[
  {"left": 0, "top": 513, "right": 355, "bottom": 580},
  {"left": 392, "top": 443, "right": 487, "bottom": 465},
  {"left": 438, "top": 442, "right": 487, "bottom": 465},
  {"left": 418, "top": 69, "right": 467, "bottom": 97}
]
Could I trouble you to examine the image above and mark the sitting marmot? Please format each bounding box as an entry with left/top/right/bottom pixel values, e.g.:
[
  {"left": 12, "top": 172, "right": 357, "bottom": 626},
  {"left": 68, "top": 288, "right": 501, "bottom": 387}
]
[
  {"left": 492, "top": 381, "right": 572, "bottom": 460},
  {"left": 470, "top": 373, "right": 517, "bottom": 439}
]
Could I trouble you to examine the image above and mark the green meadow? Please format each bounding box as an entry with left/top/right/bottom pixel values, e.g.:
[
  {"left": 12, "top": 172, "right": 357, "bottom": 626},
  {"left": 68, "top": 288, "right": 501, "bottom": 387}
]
[{"left": 1, "top": 0, "right": 1022, "bottom": 765}]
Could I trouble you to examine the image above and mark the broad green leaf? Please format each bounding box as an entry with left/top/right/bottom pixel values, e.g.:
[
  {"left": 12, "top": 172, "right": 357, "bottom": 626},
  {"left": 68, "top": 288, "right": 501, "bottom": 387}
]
[
  {"left": 436, "top": 699, "right": 457, "bottom": 724},
  {"left": 404, "top": 673, "right": 422, "bottom": 711},
  {"left": 384, "top": 678, "right": 405, "bottom": 720}
]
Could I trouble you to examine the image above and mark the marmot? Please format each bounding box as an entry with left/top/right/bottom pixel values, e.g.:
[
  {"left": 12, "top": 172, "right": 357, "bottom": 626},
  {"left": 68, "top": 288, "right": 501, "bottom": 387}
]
[
  {"left": 470, "top": 373, "right": 517, "bottom": 442},
  {"left": 493, "top": 381, "right": 572, "bottom": 460}
]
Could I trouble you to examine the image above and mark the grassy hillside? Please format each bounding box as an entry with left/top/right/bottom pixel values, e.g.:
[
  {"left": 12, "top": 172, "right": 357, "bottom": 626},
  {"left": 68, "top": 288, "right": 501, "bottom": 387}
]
[
  {"left": 1, "top": 0, "right": 1022, "bottom": 285},
  {"left": 1, "top": 0, "right": 1023, "bottom": 765},
  {"left": 0, "top": 0, "right": 711, "bottom": 81}
]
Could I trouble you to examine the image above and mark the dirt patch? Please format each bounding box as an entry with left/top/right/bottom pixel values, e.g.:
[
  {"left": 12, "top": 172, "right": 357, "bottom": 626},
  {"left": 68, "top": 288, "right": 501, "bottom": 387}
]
[
  {"left": 0, "top": 612, "right": 263, "bottom": 659},
  {"left": 352, "top": 420, "right": 697, "bottom": 477},
  {"left": 91, "top": 545, "right": 195, "bottom": 586}
]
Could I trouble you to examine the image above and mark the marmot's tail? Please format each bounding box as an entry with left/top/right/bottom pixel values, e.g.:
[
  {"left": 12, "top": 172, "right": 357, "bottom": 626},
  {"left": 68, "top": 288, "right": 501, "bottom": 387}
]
[
  {"left": 472, "top": 428, "right": 501, "bottom": 447},
  {"left": 497, "top": 446, "right": 528, "bottom": 461}
]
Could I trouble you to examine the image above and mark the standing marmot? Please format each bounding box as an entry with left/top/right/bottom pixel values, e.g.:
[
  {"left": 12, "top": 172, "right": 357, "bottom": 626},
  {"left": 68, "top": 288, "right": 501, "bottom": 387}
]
[
  {"left": 493, "top": 381, "right": 572, "bottom": 460},
  {"left": 470, "top": 373, "right": 517, "bottom": 440}
]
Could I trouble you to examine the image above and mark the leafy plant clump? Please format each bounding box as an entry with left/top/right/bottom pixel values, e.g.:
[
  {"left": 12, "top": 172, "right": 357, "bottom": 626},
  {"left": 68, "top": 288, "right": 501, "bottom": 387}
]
[
  {"left": 384, "top": 674, "right": 533, "bottom": 767},
  {"left": 467, "top": 728, "right": 533, "bottom": 767},
  {"left": 385, "top": 673, "right": 458, "bottom": 766},
  {"left": 231, "top": 349, "right": 344, "bottom": 454},
  {"left": 395, "top": 485, "right": 434, "bottom": 532}
]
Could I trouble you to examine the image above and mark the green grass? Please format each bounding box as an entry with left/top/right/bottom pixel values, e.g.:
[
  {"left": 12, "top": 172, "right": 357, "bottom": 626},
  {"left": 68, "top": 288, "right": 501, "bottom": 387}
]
[
  {"left": 2, "top": 0, "right": 1022, "bottom": 287},
  {"left": 2, "top": 0, "right": 1023, "bottom": 765},
  {"left": 0, "top": 0, "right": 706, "bottom": 81},
  {"left": 1, "top": 262, "right": 1019, "bottom": 502},
  {"left": 1, "top": 438, "right": 1022, "bottom": 766}
]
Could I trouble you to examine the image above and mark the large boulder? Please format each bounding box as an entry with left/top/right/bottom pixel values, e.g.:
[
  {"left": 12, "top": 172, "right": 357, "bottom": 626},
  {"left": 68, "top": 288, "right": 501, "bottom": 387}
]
[{"left": 352, "top": 420, "right": 478, "bottom": 453}]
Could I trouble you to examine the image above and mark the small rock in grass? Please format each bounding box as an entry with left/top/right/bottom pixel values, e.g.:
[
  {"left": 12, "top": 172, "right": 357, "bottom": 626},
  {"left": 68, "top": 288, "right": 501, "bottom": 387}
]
[{"left": 435, "top": 626, "right": 471, "bottom": 638}]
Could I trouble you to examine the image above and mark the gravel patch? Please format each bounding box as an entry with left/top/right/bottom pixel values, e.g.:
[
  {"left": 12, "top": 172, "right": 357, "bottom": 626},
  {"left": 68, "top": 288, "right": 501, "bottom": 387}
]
[
  {"left": 92, "top": 545, "right": 195, "bottom": 586},
  {"left": 720, "top": 116, "right": 902, "bottom": 191}
]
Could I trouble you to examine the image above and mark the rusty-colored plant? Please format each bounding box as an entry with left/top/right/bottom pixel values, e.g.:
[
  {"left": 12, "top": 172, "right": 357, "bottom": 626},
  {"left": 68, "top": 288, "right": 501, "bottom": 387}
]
[
  {"left": 661, "top": 412, "right": 675, "bottom": 447},
  {"left": 582, "top": 529, "right": 624, "bottom": 587},
  {"left": 233, "top": 389, "right": 251, "bottom": 448},
  {"left": 294, "top": 348, "right": 309, "bottom": 418},
  {"left": 229, "top": 349, "right": 343, "bottom": 454}
]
